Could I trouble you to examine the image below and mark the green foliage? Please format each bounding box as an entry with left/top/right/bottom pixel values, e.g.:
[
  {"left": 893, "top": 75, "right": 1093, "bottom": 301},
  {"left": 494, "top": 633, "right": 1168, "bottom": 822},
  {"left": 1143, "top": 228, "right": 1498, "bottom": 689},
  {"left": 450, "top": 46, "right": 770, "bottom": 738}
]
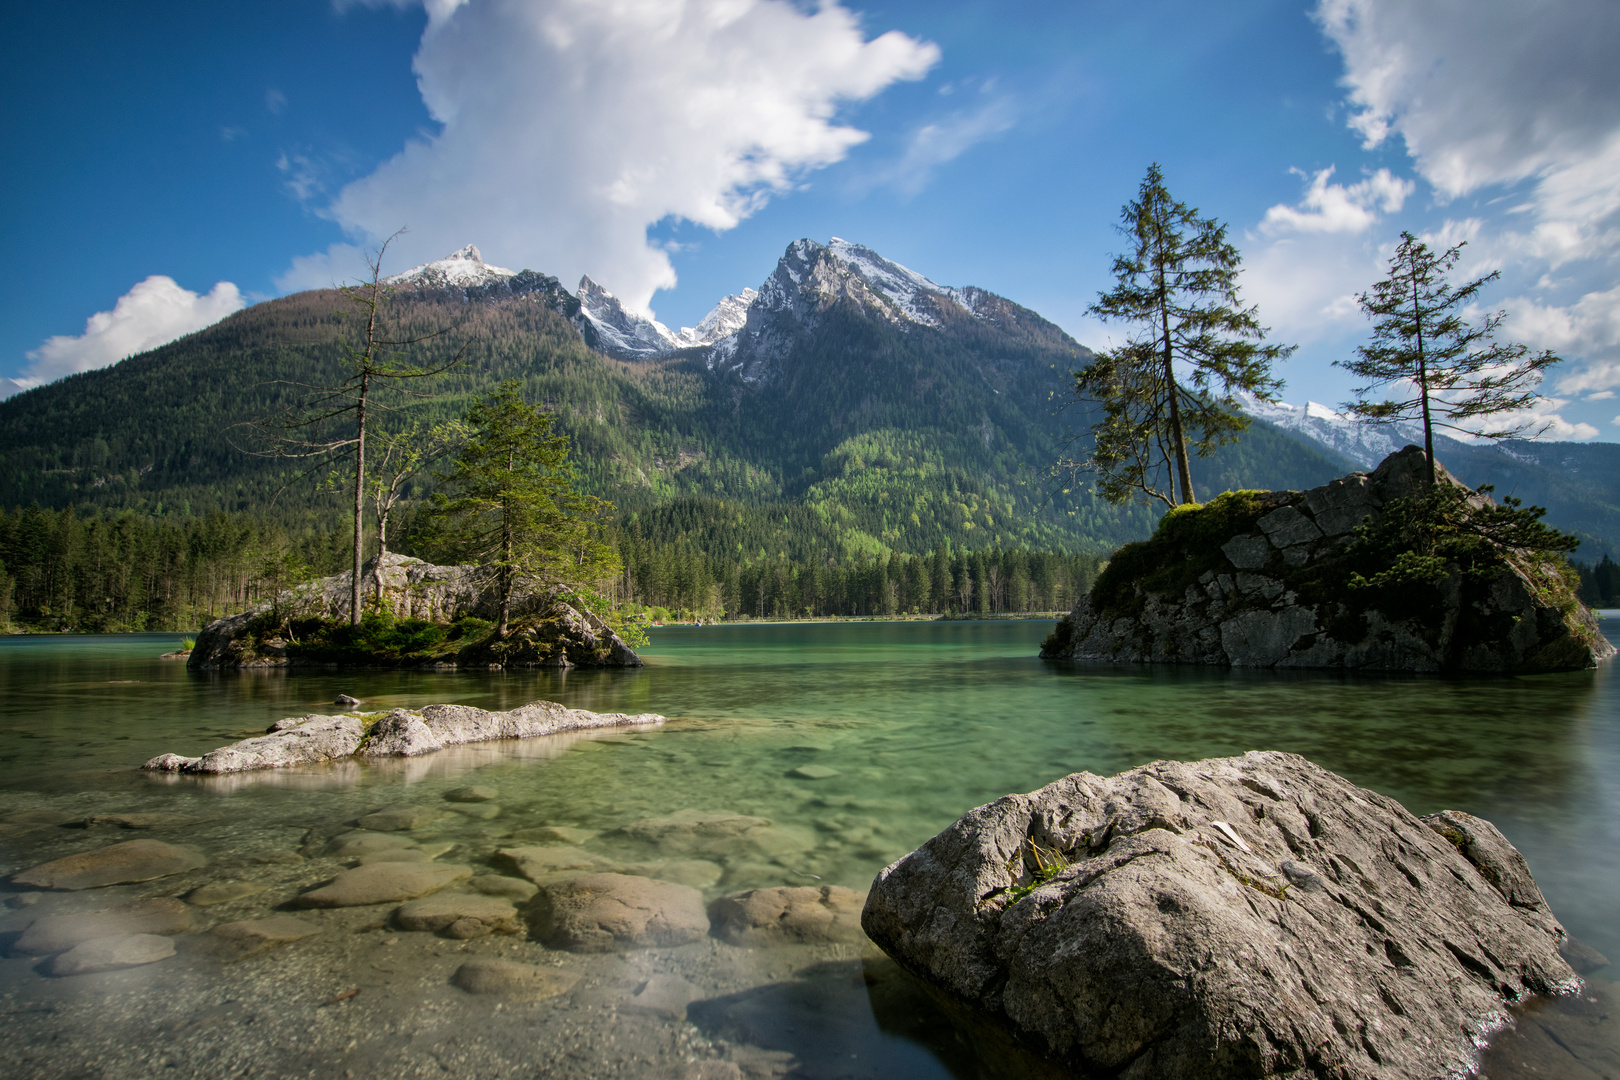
[
  {"left": 280, "top": 612, "right": 494, "bottom": 665},
  {"left": 1003, "top": 841, "right": 1072, "bottom": 904},
  {"left": 1089, "top": 490, "right": 1270, "bottom": 620},
  {"left": 1338, "top": 232, "right": 1563, "bottom": 484},
  {"left": 422, "top": 382, "right": 620, "bottom": 634},
  {"left": 1575, "top": 554, "right": 1620, "bottom": 607},
  {"left": 1071, "top": 163, "right": 1291, "bottom": 507}
]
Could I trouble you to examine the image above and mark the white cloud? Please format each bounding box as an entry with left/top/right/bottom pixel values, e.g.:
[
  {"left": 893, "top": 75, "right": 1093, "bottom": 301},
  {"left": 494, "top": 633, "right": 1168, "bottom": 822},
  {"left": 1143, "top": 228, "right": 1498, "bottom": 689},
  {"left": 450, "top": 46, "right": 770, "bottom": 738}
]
[
  {"left": 298, "top": 0, "right": 939, "bottom": 312},
  {"left": 2, "top": 277, "right": 244, "bottom": 400},
  {"left": 1588, "top": 390, "right": 1615, "bottom": 401},
  {"left": 1260, "top": 166, "right": 1413, "bottom": 235}
]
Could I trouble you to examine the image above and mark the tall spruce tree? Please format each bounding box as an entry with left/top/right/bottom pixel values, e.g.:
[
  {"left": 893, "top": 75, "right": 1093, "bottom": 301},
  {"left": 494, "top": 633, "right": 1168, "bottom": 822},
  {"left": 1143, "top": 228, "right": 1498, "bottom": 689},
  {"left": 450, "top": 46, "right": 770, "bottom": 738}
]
[
  {"left": 1338, "top": 232, "right": 1563, "bottom": 487},
  {"left": 1072, "top": 164, "right": 1291, "bottom": 506},
  {"left": 425, "top": 383, "right": 618, "bottom": 637}
]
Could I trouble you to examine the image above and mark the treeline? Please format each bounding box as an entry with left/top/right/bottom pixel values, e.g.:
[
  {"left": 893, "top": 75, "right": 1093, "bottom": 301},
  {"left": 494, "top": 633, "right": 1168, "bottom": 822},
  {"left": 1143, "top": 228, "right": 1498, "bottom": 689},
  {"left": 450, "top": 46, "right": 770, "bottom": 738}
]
[
  {"left": 614, "top": 534, "right": 1099, "bottom": 621},
  {"left": 1575, "top": 555, "right": 1620, "bottom": 608},
  {"left": 0, "top": 503, "right": 1100, "bottom": 632},
  {"left": 0, "top": 505, "right": 353, "bottom": 632}
]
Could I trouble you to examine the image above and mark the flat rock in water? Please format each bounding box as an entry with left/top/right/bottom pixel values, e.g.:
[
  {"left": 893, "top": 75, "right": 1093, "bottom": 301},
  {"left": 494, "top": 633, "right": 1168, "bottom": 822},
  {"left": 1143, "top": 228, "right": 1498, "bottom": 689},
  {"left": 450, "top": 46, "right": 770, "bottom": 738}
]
[
  {"left": 356, "top": 806, "right": 441, "bottom": 831},
  {"left": 50, "top": 933, "right": 175, "bottom": 975},
  {"left": 145, "top": 715, "right": 364, "bottom": 774},
  {"left": 862, "top": 751, "right": 1577, "bottom": 1080},
  {"left": 624, "top": 974, "right": 701, "bottom": 1019},
  {"left": 498, "top": 845, "right": 617, "bottom": 882},
  {"left": 186, "top": 881, "right": 266, "bottom": 906},
  {"left": 619, "top": 810, "right": 813, "bottom": 859},
  {"left": 16, "top": 897, "right": 193, "bottom": 954},
  {"left": 444, "top": 785, "right": 498, "bottom": 803},
  {"left": 11, "top": 839, "right": 206, "bottom": 890},
  {"left": 469, "top": 875, "right": 539, "bottom": 901},
  {"left": 622, "top": 859, "right": 724, "bottom": 890},
  {"left": 533, "top": 872, "right": 708, "bottom": 952},
  {"left": 451, "top": 959, "right": 579, "bottom": 1000},
  {"left": 393, "top": 892, "right": 519, "bottom": 937},
  {"left": 295, "top": 862, "right": 472, "bottom": 907},
  {"left": 356, "top": 848, "right": 433, "bottom": 865},
  {"left": 787, "top": 764, "right": 840, "bottom": 780},
  {"left": 508, "top": 825, "right": 598, "bottom": 845},
  {"left": 447, "top": 803, "right": 500, "bottom": 820},
  {"left": 322, "top": 832, "right": 417, "bottom": 858},
  {"left": 75, "top": 813, "right": 210, "bottom": 830},
  {"left": 203, "top": 916, "right": 321, "bottom": 961},
  {"left": 710, "top": 885, "right": 866, "bottom": 946}
]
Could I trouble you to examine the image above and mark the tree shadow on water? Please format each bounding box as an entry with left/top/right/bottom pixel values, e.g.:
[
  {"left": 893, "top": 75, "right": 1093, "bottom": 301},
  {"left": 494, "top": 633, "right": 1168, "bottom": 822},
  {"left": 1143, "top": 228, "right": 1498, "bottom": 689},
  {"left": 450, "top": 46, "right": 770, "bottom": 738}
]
[{"left": 687, "top": 956, "right": 1079, "bottom": 1080}]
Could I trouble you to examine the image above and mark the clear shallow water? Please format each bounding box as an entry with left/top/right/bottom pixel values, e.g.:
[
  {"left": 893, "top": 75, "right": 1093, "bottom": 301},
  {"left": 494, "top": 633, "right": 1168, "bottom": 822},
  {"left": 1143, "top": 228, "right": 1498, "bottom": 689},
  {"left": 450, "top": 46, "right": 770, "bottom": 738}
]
[{"left": 0, "top": 621, "right": 1616, "bottom": 1078}]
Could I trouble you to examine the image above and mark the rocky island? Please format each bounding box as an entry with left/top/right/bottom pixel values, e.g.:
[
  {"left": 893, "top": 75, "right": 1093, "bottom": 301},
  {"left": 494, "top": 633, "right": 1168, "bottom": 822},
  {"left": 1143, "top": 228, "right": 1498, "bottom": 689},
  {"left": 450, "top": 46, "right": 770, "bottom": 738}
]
[
  {"left": 187, "top": 553, "right": 643, "bottom": 670},
  {"left": 1041, "top": 447, "right": 1615, "bottom": 672},
  {"left": 862, "top": 751, "right": 1582, "bottom": 1080}
]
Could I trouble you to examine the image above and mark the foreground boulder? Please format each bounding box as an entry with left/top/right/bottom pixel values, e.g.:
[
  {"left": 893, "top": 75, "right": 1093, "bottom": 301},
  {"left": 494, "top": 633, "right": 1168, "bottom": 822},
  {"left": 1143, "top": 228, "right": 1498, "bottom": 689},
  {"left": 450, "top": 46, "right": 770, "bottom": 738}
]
[
  {"left": 143, "top": 699, "right": 664, "bottom": 774},
  {"left": 862, "top": 751, "right": 1577, "bottom": 1080},
  {"left": 532, "top": 872, "right": 709, "bottom": 952},
  {"left": 1041, "top": 447, "right": 1614, "bottom": 673},
  {"left": 188, "top": 552, "right": 643, "bottom": 669},
  {"left": 11, "top": 839, "right": 206, "bottom": 890}
]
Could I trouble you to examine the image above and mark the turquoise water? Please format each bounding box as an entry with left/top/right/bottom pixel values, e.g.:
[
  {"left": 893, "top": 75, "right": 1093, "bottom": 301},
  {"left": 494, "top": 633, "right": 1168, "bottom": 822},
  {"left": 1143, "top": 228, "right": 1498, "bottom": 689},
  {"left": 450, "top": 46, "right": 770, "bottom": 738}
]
[{"left": 0, "top": 620, "right": 1616, "bottom": 1078}]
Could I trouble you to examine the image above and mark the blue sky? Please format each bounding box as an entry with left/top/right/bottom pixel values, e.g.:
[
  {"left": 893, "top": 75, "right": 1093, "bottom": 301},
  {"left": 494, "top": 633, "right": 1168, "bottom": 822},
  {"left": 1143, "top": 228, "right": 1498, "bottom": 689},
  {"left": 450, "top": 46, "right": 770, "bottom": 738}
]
[{"left": 4, "top": 0, "right": 1618, "bottom": 440}]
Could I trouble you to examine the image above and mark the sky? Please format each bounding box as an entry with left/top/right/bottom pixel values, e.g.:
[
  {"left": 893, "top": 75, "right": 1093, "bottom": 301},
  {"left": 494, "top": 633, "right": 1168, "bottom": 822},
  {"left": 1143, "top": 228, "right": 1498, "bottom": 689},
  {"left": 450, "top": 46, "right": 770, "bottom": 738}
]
[{"left": 3, "top": 0, "right": 1618, "bottom": 440}]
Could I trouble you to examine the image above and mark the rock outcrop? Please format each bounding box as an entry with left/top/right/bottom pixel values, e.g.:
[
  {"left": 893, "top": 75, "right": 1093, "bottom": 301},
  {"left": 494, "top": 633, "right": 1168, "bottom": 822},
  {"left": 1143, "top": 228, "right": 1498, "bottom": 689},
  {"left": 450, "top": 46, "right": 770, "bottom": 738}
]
[
  {"left": 861, "top": 751, "right": 1578, "bottom": 1080},
  {"left": 188, "top": 552, "right": 643, "bottom": 669},
  {"left": 1041, "top": 447, "right": 1614, "bottom": 673},
  {"left": 142, "top": 699, "right": 664, "bottom": 774}
]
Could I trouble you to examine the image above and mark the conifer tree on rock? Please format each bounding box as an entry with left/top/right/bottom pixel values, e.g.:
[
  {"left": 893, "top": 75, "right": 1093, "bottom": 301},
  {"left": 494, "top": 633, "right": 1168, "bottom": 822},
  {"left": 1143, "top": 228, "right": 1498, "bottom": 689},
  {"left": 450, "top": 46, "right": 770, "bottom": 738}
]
[
  {"left": 424, "top": 382, "right": 619, "bottom": 638},
  {"left": 1338, "top": 231, "right": 1563, "bottom": 488},
  {"left": 1071, "top": 164, "right": 1291, "bottom": 507}
]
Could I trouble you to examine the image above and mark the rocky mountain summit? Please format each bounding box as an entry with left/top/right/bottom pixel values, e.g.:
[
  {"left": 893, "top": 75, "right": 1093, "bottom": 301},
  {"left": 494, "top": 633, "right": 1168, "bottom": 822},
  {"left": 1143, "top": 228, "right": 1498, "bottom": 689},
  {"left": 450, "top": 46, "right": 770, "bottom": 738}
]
[
  {"left": 1040, "top": 447, "right": 1614, "bottom": 673},
  {"left": 862, "top": 751, "right": 1580, "bottom": 1080}
]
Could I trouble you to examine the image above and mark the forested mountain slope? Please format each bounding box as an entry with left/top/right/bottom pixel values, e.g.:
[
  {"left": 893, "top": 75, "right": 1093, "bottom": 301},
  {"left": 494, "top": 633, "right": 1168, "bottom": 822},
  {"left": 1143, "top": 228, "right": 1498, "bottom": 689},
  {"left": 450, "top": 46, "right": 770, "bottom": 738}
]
[{"left": 0, "top": 239, "right": 1374, "bottom": 559}]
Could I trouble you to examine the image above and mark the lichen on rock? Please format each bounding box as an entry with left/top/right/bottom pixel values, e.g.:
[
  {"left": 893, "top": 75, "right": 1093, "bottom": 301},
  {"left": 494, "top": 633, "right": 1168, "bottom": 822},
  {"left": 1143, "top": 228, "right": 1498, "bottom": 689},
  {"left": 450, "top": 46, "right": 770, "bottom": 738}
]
[{"left": 1040, "top": 447, "right": 1614, "bottom": 673}]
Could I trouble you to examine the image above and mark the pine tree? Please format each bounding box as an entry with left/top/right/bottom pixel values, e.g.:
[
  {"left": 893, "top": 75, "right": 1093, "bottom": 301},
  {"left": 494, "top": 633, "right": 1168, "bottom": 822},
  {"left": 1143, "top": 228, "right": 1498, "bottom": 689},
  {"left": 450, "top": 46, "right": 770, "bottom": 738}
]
[
  {"left": 1072, "top": 164, "right": 1291, "bottom": 506},
  {"left": 1338, "top": 232, "right": 1563, "bottom": 487},
  {"left": 424, "top": 383, "right": 619, "bottom": 637}
]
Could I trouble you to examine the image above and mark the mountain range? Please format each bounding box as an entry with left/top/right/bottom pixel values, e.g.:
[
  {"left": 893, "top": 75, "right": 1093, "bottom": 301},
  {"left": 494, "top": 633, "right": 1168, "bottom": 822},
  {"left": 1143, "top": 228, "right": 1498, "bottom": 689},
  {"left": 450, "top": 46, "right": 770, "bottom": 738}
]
[{"left": 2, "top": 239, "right": 1616, "bottom": 559}]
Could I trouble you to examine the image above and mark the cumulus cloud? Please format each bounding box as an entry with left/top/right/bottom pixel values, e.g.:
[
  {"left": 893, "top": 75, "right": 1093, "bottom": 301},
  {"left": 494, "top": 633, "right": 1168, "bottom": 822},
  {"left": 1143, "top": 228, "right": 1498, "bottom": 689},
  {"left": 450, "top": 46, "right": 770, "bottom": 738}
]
[
  {"left": 1260, "top": 167, "right": 1412, "bottom": 235},
  {"left": 296, "top": 0, "right": 939, "bottom": 312},
  {"left": 2, "top": 277, "right": 244, "bottom": 400}
]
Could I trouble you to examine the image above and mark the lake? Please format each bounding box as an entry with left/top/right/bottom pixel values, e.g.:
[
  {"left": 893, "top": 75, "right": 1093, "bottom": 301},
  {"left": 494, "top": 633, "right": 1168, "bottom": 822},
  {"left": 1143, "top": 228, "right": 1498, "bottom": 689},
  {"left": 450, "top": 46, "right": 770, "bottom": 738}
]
[{"left": 1, "top": 619, "right": 1616, "bottom": 1079}]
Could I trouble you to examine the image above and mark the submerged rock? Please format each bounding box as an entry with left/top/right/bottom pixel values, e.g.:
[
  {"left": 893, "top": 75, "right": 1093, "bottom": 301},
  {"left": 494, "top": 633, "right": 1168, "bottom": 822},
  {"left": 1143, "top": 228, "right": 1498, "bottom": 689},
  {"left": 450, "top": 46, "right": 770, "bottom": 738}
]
[
  {"left": 142, "top": 699, "right": 664, "bottom": 775},
  {"left": 532, "top": 872, "right": 709, "bottom": 952},
  {"left": 619, "top": 810, "right": 814, "bottom": 859},
  {"left": 202, "top": 915, "right": 321, "bottom": 961},
  {"left": 393, "top": 892, "right": 519, "bottom": 937},
  {"left": 709, "top": 885, "right": 867, "bottom": 946},
  {"left": 11, "top": 839, "right": 206, "bottom": 890},
  {"left": 295, "top": 862, "right": 472, "bottom": 907},
  {"left": 185, "top": 881, "right": 266, "bottom": 907},
  {"left": 16, "top": 897, "right": 193, "bottom": 954},
  {"left": 451, "top": 959, "right": 579, "bottom": 1000},
  {"left": 49, "top": 933, "right": 175, "bottom": 975},
  {"left": 444, "top": 785, "right": 498, "bottom": 803},
  {"left": 1041, "top": 448, "right": 1615, "bottom": 673},
  {"left": 862, "top": 751, "right": 1577, "bottom": 1080}
]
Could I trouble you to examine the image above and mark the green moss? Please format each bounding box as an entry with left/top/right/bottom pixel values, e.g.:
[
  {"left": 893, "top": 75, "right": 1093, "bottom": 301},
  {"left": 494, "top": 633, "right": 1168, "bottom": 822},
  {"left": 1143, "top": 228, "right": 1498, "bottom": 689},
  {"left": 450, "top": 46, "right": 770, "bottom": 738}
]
[{"left": 1089, "top": 490, "right": 1270, "bottom": 621}]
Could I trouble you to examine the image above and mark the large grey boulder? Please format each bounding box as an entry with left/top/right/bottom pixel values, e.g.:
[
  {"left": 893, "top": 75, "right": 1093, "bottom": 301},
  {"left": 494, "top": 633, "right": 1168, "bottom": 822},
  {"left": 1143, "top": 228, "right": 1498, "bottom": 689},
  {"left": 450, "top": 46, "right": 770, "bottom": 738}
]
[
  {"left": 862, "top": 751, "right": 1577, "bottom": 1080},
  {"left": 1042, "top": 447, "right": 1615, "bottom": 673},
  {"left": 142, "top": 699, "right": 664, "bottom": 774}
]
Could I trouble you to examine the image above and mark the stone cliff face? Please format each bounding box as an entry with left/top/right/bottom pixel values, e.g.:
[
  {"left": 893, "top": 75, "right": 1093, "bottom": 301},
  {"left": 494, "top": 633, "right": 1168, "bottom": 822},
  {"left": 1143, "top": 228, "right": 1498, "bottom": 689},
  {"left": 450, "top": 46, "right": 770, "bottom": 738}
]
[
  {"left": 188, "top": 553, "right": 642, "bottom": 670},
  {"left": 1041, "top": 447, "right": 1614, "bottom": 673}
]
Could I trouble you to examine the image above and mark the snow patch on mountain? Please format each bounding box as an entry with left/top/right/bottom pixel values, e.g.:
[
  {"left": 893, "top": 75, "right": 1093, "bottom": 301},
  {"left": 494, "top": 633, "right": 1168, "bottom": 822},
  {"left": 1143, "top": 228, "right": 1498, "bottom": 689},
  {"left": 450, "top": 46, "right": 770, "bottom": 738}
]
[
  {"left": 575, "top": 276, "right": 680, "bottom": 359},
  {"left": 676, "top": 289, "right": 757, "bottom": 348},
  {"left": 1240, "top": 393, "right": 1413, "bottom": 470},
  {"left": 825, "top": 238, "right": 947, "bottom": 327},
  {"left": 385, "top": 244, "right": 516, "bottom": 289}
]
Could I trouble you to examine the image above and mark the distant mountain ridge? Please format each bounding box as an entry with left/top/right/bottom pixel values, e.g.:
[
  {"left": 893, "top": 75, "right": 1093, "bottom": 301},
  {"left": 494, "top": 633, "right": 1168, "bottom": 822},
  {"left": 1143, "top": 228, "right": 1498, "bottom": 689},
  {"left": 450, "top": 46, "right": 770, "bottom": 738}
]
[{"left": 2, "top": 237, "right": 1615, "bottom": 558}]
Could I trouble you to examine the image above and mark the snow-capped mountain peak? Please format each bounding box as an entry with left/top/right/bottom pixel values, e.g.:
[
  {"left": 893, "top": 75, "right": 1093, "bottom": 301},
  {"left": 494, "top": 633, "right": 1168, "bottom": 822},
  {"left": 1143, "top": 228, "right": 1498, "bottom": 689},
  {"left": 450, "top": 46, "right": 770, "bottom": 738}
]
[
  {"left": 384, "top": 244, "right": 517, "bottom": 289},
  {"left": 825, "top": 237, "right": 948, "bottom": 326},
  {"left": 1239, "top": 392, "right": 1414, "bottom": 470},
  {"left": 676, "top": 288, "right": 757, "bottom": 348},
  {"left": 575, "top": 275, "right": 680, "bottom": 359}
]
